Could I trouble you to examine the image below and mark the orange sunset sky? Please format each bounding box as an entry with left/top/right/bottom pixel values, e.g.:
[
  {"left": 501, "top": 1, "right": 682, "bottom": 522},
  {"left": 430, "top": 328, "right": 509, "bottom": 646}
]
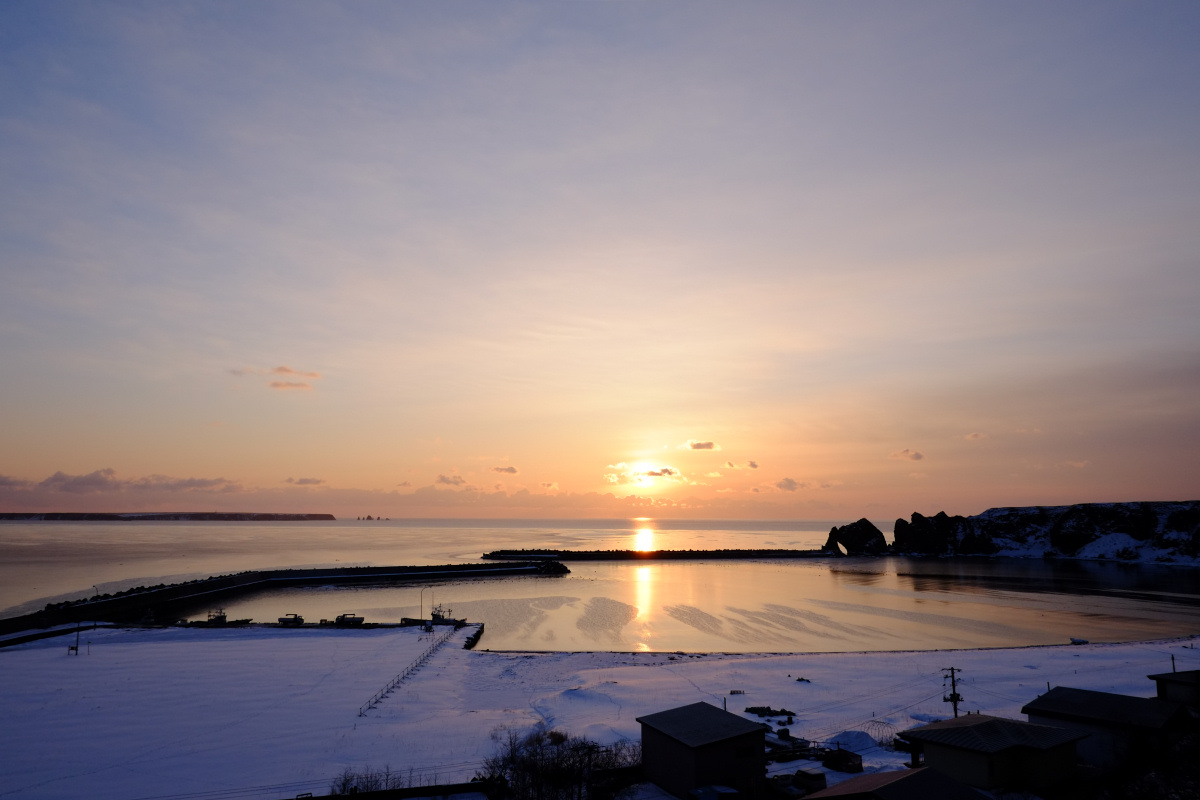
[{"left": 1, "top": 3, "right": 1197, "bottom": 520}]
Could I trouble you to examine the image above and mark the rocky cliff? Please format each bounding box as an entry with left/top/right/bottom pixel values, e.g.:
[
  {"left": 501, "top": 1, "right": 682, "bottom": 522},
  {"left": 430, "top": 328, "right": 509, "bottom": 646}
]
[
  {"left": 824, "top": 518, "right": 887, "bottom": 555},
  {"left": 892, "top": 501, "right": 1200, "bottom": 562}
]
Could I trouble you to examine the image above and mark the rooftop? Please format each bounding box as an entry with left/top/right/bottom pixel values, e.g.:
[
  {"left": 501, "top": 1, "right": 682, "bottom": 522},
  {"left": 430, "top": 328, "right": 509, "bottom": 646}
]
[
  {"left": 636, "top": 702, "right": 767, "bottom": 748},
  {"left": 807, "top": 767, "right": 987, "bottom": 799},
  {"left": 1022, "top": 686, "right": 1189, "bottom": 730},
  {"left": 899, "top": 714, "right": 1085, "bottom": 754},
  {"left": 1148, "top": 669, "right": 1200, "bottom": 686}
]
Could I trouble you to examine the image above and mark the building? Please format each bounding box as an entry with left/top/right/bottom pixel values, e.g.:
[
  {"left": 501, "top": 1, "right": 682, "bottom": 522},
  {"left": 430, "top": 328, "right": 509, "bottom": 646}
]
[
  {"left": 1022, "top": 686, "right": 1193, "bottom": 768},
  {"left": 1021, "top": 686, "right": 1192, "bottom": 769},
  {"left": 1147, "top": 669, "right": 1200, "bottom": 710},
  {"left": 896, "top": 714, "right": 1084, "bottom": 793},
  {"left": 636, "top": 702, "right": 767, "bottom": 799},
  {"left": 806, "top": 767, "right": 987, "bottom": 799}
]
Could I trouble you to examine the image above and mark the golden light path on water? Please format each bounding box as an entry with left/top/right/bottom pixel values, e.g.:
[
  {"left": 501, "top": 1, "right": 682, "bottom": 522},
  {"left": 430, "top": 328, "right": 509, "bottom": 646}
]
[{"left": 635, "top": 564, "right": 653, "bottom": 652}]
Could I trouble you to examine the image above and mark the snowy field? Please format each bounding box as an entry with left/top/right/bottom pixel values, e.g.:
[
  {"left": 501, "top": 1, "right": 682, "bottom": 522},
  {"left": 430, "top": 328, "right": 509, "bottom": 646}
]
[{"left": 1, "top": 625, "right": 1197, "bottom": 800}]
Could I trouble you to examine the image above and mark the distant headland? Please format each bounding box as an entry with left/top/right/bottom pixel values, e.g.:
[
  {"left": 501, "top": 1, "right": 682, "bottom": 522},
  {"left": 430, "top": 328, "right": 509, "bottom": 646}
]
[{"left": 0, "top": 512, "right": 336, "bottom": 521}]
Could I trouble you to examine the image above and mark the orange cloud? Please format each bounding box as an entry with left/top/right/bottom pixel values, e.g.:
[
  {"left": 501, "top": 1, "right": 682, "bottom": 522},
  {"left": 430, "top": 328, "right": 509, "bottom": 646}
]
[
  {"left": 890, "top": 449, "right": 924, "bottom": 461},
  {"left": 270, "top": 365, "right": 322, "bottom": 379},
  {"left": 679, "top": 440, "right": 720, "bottom": 450},
  {"left": 491, "top": 466, "right": 519, "bottom": 474},
  {"left": 269, "top": 381, "right": 313, "bottom": 390}
]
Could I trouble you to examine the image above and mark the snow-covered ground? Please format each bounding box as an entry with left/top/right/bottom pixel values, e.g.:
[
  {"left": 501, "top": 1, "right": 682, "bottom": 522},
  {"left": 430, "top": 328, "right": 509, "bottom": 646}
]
[{"left": 1, "top": 625, "right": 1197, "bottom": 800}]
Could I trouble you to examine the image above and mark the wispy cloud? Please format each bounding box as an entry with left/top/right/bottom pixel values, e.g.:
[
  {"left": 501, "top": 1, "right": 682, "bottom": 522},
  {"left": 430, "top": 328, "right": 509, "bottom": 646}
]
[
  {"left": 889, "top": 449, "right": 924, "bottom": 461},
  {"left": 270, "top": 366, "right": 321, "bottom": 379},
  {"left": 285, "top": 477, "right": 325, "bottom": 485},
  {"left": 29, "top": 469, "right": 240, "bottom": 494},
  {"left": 232, "top": 366, "right": 322, "bottom": 392},
  {"left": 541, "top": 482, "right": 559, "bottom": 491},
  {"left": 644, "top": 467, "right": 678, "bottom": 477},
  {"left": 604, "top": 463, "right": 683, "bottom": 485},
  {"left": 1064, "top": 460, "right": 1089, "bottom": 469},
  {"left": 775, "top": 477, "right": 799, "bottom": 492},
  {"left": 723, "top": 460, "right": 759, "bottom": 470},
  {"left": 964, "top": 432, "right": 988, "bottom": 440},
  {"left": 491, "top": 466, "right": 518, "bottom": 474},
  {"left": 436, "top": 474, "right": 467, "bottom": 486},
  {"left": 0, "top": 475, "right": 33, "bottom": 489},
  {"left": 679, "top": 440, "right": 720, "bottom": 450}
]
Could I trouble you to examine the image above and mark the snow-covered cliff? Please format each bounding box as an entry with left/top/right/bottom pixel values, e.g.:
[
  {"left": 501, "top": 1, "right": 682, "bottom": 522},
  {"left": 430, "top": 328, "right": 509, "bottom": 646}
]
[{"left": 892, "top": 501, "right": 1200, "bottom": 563}]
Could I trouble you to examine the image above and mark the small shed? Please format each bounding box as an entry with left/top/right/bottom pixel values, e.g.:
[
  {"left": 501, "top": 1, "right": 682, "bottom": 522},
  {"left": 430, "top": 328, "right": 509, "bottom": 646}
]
[
  {"left": 1147, "top": 669, "right": 1200, "bottom": 710},
  {"left": 637, "top": 702, "right": 767, "bottom": 800},
  {"left": 1021, "top": 686, "right": 1192, "bottom": 769},
  {"left": 806, "top": 767, "right": 987, "bottom": 799},
  {"left": 896, "top": 714, "right": 1084, "bottom": 792}
]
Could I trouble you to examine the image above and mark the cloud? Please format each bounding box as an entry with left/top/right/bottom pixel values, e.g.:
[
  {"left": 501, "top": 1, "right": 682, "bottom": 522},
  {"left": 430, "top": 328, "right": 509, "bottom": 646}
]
[
  {"left": 705, "top": 471, "right": 723, "bottom": 478},
  {"left": 679, "top": 440, "right": 720, "bottom": 450},
  {"left": 0, "top": 475, "right": 32, "bottom": 489},
  {"left": 491, "top": 466, "right": 519, "bottom": 474},
  {"left": 494, "top": 483, "right": 505, "bottom": 491},
  {"left": 32, "top": 469, "right": 240, "bottom": 494},
  {"left": 889, "top": 449, "right": 924, "bottom": 461},
  {"left": 722, "top": 460, "right": 759, "bottom": 470},
  {"left": 270, "top": 365, "right": 321, "bottom": 379},
  {"left": 747, "top": 461, "right": 759, "bottom": 469},
  {"left": 603, "top": 463, "right": 683, "bottom": 485},
  {"left": 436, "top": 474, "right": 467, "bottom": 486},
  {"left": 39, "top": 468, "right": 123, "bottom": 493},
  {"left": 233, "top": 366, "right": 322, "bottom": 391},
  {"left": 1064, "top": 460, "right": 1089, "bottom": 468},
  {"left": 541, "top": 482, "right": 559, "bottom": 491},
  {"left": 964, "top": 432, "right": 988, "bottom": 440},
  {"left": 285, "top": 477, "right": 325, "bottom": 486},
  {"left": 396, "top": 481, "right": 412, "bottom": 487},
  {"left": 129, "top": 476, "right": 239, "bottom": 492},
  {"left": 775, "top": 477, "right": 799, "bottom": 492}
]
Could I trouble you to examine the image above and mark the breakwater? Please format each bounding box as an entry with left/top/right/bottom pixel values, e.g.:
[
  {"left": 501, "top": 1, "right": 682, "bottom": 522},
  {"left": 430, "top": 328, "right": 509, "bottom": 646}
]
[
  {"left": 482, "top": 548, "right": 830, "bottom": 561},
  {"left": 0, "top": 561, "right": 569, "bottom": 635}
]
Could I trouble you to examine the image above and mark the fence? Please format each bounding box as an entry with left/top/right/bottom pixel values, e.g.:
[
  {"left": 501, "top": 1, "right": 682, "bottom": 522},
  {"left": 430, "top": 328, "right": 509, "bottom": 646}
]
[{"left": 358, "top": 627, "right": 457, "bottom": 716}]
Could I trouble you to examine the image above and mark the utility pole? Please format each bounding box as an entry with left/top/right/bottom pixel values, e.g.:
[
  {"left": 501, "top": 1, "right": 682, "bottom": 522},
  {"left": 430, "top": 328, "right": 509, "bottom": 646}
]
[{"left": 942, "top": 667, "right": 963, "bottom": 718}]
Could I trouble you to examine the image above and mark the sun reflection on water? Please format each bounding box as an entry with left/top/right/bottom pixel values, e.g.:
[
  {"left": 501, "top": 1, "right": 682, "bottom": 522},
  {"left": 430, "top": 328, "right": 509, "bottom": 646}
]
[{"left": 635, "top": 564, "right": 653, "bottom": 651}]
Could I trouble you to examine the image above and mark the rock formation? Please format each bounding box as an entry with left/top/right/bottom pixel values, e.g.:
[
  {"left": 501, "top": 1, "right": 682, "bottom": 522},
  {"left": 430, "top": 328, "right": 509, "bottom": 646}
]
[
  {"left": 891, "top": 501, "right": 1200, "bottom": 561},
  {"left": 824, "top": 518, "right": 887, "bottom": 555}
]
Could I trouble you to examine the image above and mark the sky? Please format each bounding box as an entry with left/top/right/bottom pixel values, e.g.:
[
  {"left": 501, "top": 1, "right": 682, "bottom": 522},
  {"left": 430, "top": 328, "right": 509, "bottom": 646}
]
[{"left": 1, "top": 1, "right": 1198, "bottom": 521}]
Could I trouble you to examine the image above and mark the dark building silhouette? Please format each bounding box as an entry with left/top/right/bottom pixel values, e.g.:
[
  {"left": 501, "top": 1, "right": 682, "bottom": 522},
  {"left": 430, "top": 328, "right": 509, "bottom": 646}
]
[
  {"left": 1022, "top": 686, "right": 1192, "bottom": 769},
  {"left": 806, "top": 766, "right": 987, "bottom": 799},
  {"left": 1148, "top": 669, "right": 1200, "bottom": 710},
  {"left": 637, "top": 702, "right": 767, "bottom": 799},
  {"left": 896, "top": 714, "right": 1084, "bottom": 793}
]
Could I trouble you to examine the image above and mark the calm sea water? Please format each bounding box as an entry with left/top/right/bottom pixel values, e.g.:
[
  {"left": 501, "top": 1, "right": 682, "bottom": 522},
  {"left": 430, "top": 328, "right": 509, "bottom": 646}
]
[{"left": 2, "top": 519, "right": 1197, "bottom": 652}]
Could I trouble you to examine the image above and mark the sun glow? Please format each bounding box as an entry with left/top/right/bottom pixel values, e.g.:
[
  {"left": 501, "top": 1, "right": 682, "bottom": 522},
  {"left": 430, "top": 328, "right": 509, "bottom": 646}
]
[{"left": 634, "top": 528, "right": 655, "bottom": 551}]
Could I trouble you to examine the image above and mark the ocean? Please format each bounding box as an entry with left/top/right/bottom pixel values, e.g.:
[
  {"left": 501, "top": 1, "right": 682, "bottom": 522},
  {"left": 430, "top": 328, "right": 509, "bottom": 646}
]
[{"left": 2, "top": 518, "right": 1197, "bottom": 652}]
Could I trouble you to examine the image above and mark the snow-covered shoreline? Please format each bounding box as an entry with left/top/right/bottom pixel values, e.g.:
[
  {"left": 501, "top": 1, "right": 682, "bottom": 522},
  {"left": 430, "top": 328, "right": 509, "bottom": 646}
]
[{"left": 2, "top": 624, "right": 1197, "bottom": 800}]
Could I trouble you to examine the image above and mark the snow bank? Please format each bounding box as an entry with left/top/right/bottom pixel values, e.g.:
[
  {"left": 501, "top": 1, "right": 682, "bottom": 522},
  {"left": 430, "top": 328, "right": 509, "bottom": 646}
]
[{"left": 1, "top": 626, "right": 1197, "bottom": 800}]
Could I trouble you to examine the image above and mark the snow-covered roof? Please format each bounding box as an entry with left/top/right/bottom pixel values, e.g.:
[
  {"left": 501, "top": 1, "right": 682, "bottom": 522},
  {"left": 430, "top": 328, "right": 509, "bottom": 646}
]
[
  {"left": 636, "top": 702, "right": 766, "bottom": 748},
  {"left": 1022, "top": 686, "right": 1190, "bottom": 730},
  {"left": 899, "top": 714, "right": 1085, "bottom": 754}
]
